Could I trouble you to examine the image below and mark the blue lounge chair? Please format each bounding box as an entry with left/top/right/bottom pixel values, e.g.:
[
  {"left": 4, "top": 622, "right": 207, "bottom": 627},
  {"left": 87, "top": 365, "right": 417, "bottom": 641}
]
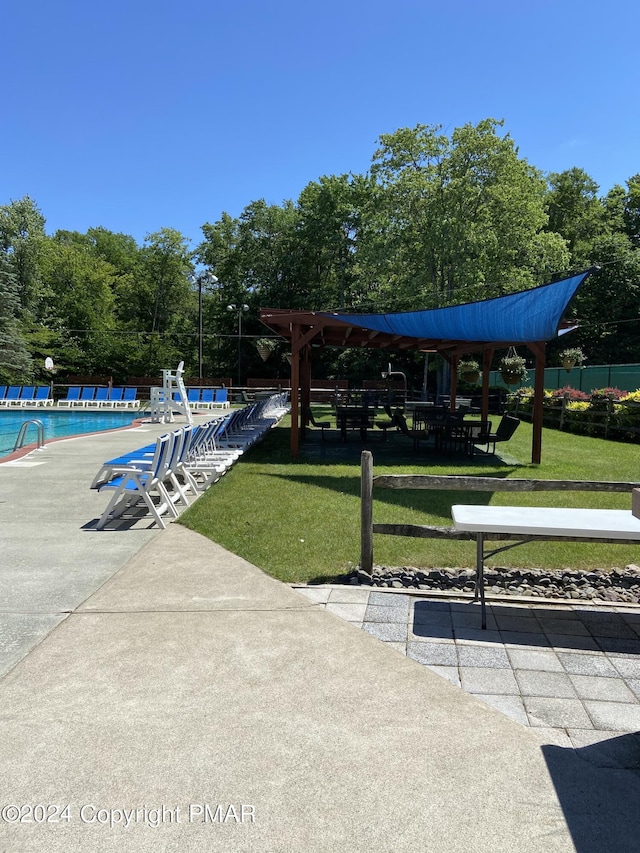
[
  {"left": 187, "top": 388, "right": 201, "bottom": 407},
  {"left": 96, "top": 433, "right": 178, "bottom": 529},
  {"left": 1, "top": 386, "right": 23, "bottom": 407},
  {"left": 213, "top": 388, "right": 230, "bottom": 409},
  {"left": 33, "top": 386, "right": 53, "bottom": 407},
  {"left": 87, "top": 387, "right": 109, "bottom": 407},
  {"left": 200, "top": 389, "right": 214, "bottom": 409},
  {"left": 0, "top": 386, "right": 6, "bottom": 402},
  {"left": 105, "top": 387, "right": 124, "bottom": 407},
  {"left": 120, "top": 388, "right": 139, "bottom": 408},
  {"left": 18, "top": 386, "right": 35, "bottom": 406},
  {"left": 58, "top": 386, "right": 82, "bottom": 407},
  {"left": 72, "top": 386, "right": 96, "bottom": 407}
]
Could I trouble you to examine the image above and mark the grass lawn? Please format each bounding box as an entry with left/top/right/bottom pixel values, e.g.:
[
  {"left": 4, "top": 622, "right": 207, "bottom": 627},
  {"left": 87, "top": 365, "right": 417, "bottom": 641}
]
[{"left": 178, "top": 414, "right": 640, "bottom": 583}]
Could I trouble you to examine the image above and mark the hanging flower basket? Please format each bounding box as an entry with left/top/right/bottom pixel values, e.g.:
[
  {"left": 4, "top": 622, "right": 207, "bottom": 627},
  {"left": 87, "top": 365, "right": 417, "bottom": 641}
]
[
  {"left": 559, "top": 347, "right": 585, "bottom": 373},
  {"left": 458, "top": 359, "right": 480, "bottom": 384},
  {"left": 498, "top": 348, "right": 528, "bottom": 386},
  {"left": 255, "top": 338, "right": 277, "bottom": 362}
]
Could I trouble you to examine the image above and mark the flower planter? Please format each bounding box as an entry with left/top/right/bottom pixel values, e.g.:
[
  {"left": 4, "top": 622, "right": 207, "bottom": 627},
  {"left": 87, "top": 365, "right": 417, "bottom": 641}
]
[{"left": 460, "top": 370, "right": 480, "bottom": 384}]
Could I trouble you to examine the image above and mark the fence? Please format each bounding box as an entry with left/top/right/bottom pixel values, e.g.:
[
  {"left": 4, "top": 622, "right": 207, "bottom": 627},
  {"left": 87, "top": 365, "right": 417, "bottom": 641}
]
[
  {"left": 511, "top": 393, "right": 640, "bottom": 442},
  {"left": 489, "top": 363, "right": 640, "bottom": 393},
  {"left": 359, "top": 451, "right": 640, "bottom": 574}
]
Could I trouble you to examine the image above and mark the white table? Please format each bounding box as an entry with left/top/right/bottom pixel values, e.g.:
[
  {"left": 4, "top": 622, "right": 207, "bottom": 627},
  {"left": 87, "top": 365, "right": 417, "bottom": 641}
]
[{"left": 451, "top": 505, "right": 640, "bottom": 628}]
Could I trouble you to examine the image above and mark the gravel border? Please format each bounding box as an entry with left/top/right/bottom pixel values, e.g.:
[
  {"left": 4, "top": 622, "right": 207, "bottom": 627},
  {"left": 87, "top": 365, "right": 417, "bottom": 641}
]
[{"left": 349, "top": 564, "right": 640, "bottom": 604}]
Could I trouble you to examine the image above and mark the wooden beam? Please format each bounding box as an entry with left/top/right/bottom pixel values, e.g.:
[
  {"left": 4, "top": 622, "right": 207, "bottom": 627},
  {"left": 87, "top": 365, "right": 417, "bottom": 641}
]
[
  {"left": 290, "top": 324, "right": 300, "bottom": 457},
  {"left": 529, "top": 341, "right": 546, "bottom": 465}
]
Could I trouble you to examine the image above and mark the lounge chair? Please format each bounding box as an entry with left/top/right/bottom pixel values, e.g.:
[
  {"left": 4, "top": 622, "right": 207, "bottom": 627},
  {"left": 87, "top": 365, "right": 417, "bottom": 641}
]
[
  {"left": 187, "top": 388, "right": 201, "bottom": 407},
  {"left": 212, "top": 388, "right": 230, "bottom": 409},
  {"left": 86, "top": 387, "right": 109, "bottom": 407},
  {"left": 120, "top": 388, "right": 139, "bottom": 408},
  {"left": 17, "top": 386, "right": 35, "bottom": 406},
  {"left": 1, "top": 386, "right": 23, "bottom": 407},
  {"left": 58, "top": 386, "right": 82, "bottom": 407},
  {"left": 96, "top": 433, "right": 178, "bottom": 530},
  {"left": 200, "top": 389, "right": 215, "bottom": 409},
  {"left": 105, "top": 387, "right": 124, "bottom": 407},
  {"left": 0, "top": 387, "right": 6, "bottom": 403},
  {"left": 72, "top": 386, "right": 96, "bottom": 407},
  {"left": 33, "top": 386, "right": 53, "bottom": 407}
]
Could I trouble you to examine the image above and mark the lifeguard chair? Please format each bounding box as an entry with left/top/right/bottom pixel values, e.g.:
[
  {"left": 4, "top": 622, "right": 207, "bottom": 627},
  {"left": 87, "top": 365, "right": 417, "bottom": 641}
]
[{"left": 149, "top": 361, "right": 193, "bottom": 424}]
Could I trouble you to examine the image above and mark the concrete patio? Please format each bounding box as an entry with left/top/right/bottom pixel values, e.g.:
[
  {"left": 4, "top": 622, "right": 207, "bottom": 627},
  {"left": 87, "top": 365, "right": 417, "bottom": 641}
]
[{"left": 1, "top": 420, "right": 639, "bottom": 851}]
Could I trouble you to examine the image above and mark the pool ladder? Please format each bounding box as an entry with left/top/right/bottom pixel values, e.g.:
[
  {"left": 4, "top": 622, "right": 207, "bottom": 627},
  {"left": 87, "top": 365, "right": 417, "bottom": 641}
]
[{"left": 13, "top": 419, "right": 46, "bottom": 453}]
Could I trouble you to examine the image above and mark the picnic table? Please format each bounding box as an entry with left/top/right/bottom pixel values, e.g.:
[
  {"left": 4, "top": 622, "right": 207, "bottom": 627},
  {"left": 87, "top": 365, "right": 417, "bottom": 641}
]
[{"left": 336, "top": 406, "right": 376, "bottom": 441}]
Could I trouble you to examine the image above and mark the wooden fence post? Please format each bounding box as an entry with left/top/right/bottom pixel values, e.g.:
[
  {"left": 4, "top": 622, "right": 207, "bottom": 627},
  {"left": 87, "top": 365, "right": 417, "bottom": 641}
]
[{"left": 360, "top": 450, "right": 374, "bottom": 572}]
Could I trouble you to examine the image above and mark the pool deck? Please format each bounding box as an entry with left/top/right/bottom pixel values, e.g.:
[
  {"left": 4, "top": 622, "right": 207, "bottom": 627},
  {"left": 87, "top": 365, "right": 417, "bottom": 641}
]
[{"left": 0, "top": 417, "right": 639, "bottom": 851}]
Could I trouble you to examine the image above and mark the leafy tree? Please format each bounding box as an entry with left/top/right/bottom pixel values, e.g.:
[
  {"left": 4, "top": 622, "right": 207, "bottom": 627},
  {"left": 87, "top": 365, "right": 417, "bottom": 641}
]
[
  {"left": 363, "top": 119, "right": 569, "bottom": 311},
  {"left": 566, "top": 235, "right": 640, "bottom": 364},
  {"left": 545, "top": 168, "right": 606, "bottom": 265},
  {"left": 0, "top": 195, "right": 48, "bottom": 317}
]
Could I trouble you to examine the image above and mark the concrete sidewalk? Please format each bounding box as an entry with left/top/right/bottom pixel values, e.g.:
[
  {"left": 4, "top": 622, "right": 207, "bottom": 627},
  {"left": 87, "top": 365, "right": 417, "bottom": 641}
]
[{"left": 1, "top": 424, "right": 639, "bottom": 851}]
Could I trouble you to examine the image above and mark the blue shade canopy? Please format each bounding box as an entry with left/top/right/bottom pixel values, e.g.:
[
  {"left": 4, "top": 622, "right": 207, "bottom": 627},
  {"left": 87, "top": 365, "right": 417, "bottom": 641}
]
[{"left": 319, "top": 271, "right": 591, "bottom": 345}]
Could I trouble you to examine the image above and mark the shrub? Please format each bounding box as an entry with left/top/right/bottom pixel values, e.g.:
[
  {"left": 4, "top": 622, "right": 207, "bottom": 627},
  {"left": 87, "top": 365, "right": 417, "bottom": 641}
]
[
  {"left": 591, "top": 387, "right": 627, "bottom": 400},
  {"left": 550, "top": 385, "right": 590, "bottom": 401},
  {"left": 619, "top": 389, "right": 640, "bottom": 404}
]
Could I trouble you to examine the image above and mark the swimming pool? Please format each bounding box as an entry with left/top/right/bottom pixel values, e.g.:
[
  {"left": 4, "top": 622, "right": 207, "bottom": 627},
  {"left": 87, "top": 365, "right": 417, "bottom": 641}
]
[{"left": 0, "top": 409, "right": 142, "bottom": 459}]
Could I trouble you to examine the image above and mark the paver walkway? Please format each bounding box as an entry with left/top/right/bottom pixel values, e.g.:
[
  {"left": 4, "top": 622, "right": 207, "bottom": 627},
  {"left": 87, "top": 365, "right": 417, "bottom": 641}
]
[{"left": 295, "top": 585, "right": 640, "bottom": 755}]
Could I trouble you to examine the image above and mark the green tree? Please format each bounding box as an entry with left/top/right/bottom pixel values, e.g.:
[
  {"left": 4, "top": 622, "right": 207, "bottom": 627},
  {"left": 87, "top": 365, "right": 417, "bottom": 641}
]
[
  {"left": 545, "top": 168, "right": 606, "bottom": 265},
  {"left": 36, "top": 232, "right": 118, "bottom": 373},
  {"left": 364, "top": 119, "right": 569, "bottom": 311},
  {"left": 0, "top": 252, "right": 33, "bottom": 382},
  {"left": 0, "top": 195, "right": 48, "bottom": 317}
]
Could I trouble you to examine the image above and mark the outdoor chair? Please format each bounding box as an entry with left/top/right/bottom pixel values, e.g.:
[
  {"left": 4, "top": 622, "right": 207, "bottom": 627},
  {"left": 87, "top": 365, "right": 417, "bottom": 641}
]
[
  {"left": 306, "top": 406, "right": 330, "bottom": 440},
  {"left": 478, "top": 414, "right": 520, "bottom": 454},
  {"left": 200, "top": 389, "right": 215, "bottom": 409},
  {"left": 119, "top": 388, "right": 139, "bottom": 408},
  {"left": 96, "top": 433, "right": 178, "bottom": 530},
  {"left": 393, "top": 411, "right": 430, "bottom": 451},
  {"left": 438, "top": 414, "right": 471, "bottom": 455},
  {"left": 72, "top": 386, "right": 96, "bottom": 407},
  {"left": 1, "top": 386, "right": 23, "bottom": 407},
  {"left": 86, "top": 387, "right": 109, "bottom": 407},
  {"left": 187, "top": 388, "right": 201, "bottom": 407},
  {"left": 57, "top": 386, "right": 81, "bottom": 407},
  {"left": 467, "top": 421, "right": 493, "bottom": 456},
  {"left": 17, "top": 386, "right": 35, "bottom": 406},
  {"left": 212, "top": 388, "right": 230, "bottom": 409},
  {"left": 102, "top": 387, "right": 124, "bottom": 407},
  {"left": 0, "top": 387, "right": 5, "bottom": 403},
  {"left": 33, "top": 386, "right": 53, "bottom": 406}
]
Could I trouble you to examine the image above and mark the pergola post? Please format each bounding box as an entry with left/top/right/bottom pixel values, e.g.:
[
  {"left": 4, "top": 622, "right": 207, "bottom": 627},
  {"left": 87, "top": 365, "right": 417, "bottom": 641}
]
[
  {"left": 529, "top": 341, "right": 546, "bottom": 465},
  {"left": 449, "top": 355, "right": 458, "bottom": 411},
  {"left": 290, "top": 324, "right": 300, "bottom": 457},
  {"left": 482, "top": 348, "right": 493, "bottom": 424}
]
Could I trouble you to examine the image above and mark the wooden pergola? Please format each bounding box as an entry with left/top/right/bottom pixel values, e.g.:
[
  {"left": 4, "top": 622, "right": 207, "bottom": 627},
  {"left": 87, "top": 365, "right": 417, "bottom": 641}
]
[{"left": 258, "top": 270, "right": 593, "bottom": 464}]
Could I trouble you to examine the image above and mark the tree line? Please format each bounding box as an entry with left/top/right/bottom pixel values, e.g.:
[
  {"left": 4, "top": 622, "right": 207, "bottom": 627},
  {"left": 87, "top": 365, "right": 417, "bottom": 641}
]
[{"left": 1, "top": 118, "right": 638, "bottom": 387}]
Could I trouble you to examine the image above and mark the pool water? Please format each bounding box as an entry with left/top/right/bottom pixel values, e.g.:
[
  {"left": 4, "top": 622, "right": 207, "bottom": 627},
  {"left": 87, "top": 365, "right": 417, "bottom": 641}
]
[{"left": 0, "top": 409, "right": 141, "bottom": 459}]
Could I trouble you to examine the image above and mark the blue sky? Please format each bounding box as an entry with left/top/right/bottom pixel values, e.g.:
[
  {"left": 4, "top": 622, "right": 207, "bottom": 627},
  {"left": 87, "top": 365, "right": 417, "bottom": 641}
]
[{"left": 2, "top": 0, "right": 638, "bottom": 249}]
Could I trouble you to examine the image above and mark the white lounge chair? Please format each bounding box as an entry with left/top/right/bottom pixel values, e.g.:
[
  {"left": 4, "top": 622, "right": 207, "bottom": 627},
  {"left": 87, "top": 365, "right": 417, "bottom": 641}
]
[{"left": 96, "top": 433, "right": 178, "bottom": 529}]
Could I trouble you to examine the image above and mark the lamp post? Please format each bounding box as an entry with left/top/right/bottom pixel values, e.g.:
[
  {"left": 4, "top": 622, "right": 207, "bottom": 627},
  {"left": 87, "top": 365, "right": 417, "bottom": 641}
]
[
  {"left": 191, "top": 271, "right": 218, "bottom": 380},
  {"left": 227, "top": 303, "right": 249, "bottom": 387}
]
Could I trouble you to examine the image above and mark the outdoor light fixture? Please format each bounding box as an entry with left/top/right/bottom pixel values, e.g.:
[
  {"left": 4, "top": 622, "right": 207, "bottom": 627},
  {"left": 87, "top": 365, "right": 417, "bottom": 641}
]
[{"left": 190, "top": 271, "right": 218, "bottom": 380}]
